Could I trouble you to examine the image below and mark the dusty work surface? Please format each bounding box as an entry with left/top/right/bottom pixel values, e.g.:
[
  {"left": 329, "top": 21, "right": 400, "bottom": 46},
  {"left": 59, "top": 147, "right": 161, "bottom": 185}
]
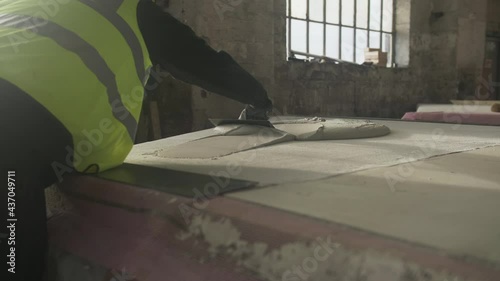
[
  {"left": 128, "top": 119, "right": 500, "bottom": 185},
  {"left": 157, "top": 119, "right": 390, "bottom": 159},
  {"left": 50, "top": 119, "right": 500, "bottom": 281},
  {"left": 126, "top": 119, "right": 500, "bottom": 264},
  {"left": 229, "top": 146, "right": 500, "bottom": 265}
]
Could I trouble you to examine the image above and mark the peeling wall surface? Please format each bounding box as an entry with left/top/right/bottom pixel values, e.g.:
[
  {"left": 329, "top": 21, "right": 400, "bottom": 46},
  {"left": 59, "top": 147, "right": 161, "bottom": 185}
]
[{"left": 157, "top": 0, "right": 492, "bottom": 131}]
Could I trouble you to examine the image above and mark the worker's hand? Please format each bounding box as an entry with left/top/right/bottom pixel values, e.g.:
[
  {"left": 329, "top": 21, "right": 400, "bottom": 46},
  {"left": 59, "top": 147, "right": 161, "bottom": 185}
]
[
  {"left": 239, "top": 103, "right": 272, "bottom": 121},
  {"left": 256, "top": 97, "right": 273, "bottom": 113}
]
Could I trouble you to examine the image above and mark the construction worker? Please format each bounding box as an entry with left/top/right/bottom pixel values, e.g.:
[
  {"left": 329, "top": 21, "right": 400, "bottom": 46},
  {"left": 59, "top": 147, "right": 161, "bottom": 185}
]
[{"left": 0, "top": 0, "right": 272, "bottom": 280}]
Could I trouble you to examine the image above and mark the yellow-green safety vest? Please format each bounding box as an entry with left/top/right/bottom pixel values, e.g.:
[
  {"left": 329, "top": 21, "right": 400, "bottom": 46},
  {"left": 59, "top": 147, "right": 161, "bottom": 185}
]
[{"left": 0, "top": 0, "right": 152, "bottom": 172}]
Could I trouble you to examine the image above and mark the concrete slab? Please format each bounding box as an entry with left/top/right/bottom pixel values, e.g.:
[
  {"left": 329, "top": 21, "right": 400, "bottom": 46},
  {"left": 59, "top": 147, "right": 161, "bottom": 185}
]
[
  {"left": 228, "top": 146, "right": 500, "bottom": 265},
  {"left": 128, "top": 119, "right": 500, "bottom": 186},
  {"left": 48, "top": 119, "right": 500, "bottom": 281},
  {"left": 50, "top": 173, "right": 500, "bottom": 281},
  {"left": 123, "top": 119, "right": 500, "bottom": 264}
]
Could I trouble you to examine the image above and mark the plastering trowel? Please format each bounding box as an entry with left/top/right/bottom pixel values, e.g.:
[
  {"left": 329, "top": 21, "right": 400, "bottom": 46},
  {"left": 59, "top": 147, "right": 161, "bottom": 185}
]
[
  {"left": 210, "top": 119, "right": 274, "bottom": 127},
  {"left": 210, "top": 105, "right": 274, "bottom": 128}
]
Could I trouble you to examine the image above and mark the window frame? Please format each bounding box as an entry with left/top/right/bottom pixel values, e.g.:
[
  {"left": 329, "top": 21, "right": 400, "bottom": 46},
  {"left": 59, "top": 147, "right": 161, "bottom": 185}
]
[{"left": 286, "top": 0, "right": 397, "bottom": 66}]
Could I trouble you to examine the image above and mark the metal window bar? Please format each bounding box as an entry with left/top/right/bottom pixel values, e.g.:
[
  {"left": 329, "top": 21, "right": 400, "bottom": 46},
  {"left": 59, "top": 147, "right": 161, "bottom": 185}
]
[
  {"left": 367, "top": 0, "right": 371, "bottom": 47},
  {"left": 323, "top": 0, "right": 327, "bottom": 57},
  {"left": 392, "top": 0, "right": 396, "bottom": 65},
  {"left": 306, "top": 0, "right": 310, "bottom": 54},
  {"left": 291, "top": 50, "right": 353, "bottom": 64},
  {"left": 288, "top": 0, "right": 291, "bottom": 59},
  {"left": 339, "top": 0, "right": 342, "bottom": 59},
  {"left": 288, "top": 16, "right": 394, "bottom": 31},
  {"left": 378, "top": 0, "right": 384, "bottom": 51},
  {"left": 354, "top": 0, "right": 357, "bottom": 62}
]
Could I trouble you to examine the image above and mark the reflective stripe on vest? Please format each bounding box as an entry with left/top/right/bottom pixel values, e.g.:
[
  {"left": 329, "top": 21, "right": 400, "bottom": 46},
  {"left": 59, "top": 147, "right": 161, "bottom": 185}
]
[
  {"left": 0, "top": 13, "right": 137, "bottom": 140},
  {"left": 0, "top": 0, "right": 152, "bottom": 172},
  {"left": 77, "top": 0, "right": 146, "bottom": 84},
  {"left": 105, "top": 0, "right": 125, "bottom": 11}
]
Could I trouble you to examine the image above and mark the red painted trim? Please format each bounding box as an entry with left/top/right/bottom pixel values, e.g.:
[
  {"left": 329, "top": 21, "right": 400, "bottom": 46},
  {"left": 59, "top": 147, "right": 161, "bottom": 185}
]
[{"left": 50, "top": 175, "right": 500, "bottom": 280}]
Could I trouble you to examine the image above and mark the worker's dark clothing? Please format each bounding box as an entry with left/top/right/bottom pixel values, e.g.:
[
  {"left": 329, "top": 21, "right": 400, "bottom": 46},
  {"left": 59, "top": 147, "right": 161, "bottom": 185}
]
[
  {"left": 0, "top": 1, "right": 271, "bottom": 280},
  {"left": 0, "top": 79, "right": 72, "bottom": 281},
  {"left": 137, "top": 0, "right": 272, "bottom": 110}
]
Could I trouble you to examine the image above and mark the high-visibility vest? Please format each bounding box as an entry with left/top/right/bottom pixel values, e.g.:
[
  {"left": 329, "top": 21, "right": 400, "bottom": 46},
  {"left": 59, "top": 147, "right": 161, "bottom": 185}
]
[{"left": 0, "top": 0, "right": 152, "bottom": 172}]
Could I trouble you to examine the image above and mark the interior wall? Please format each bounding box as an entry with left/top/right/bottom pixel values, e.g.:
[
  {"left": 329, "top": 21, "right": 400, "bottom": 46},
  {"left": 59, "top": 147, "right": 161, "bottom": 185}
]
[
  {"left": 157, "top": 0, "right": 490, "bottom": 133},
  {"left": 487, "top": 0, "right": 500, "bottom": 34},
  {"left": 456, "top": 0, "right": 488, "bottom": 99},
  {"left": 486, "top": 0, "right": 500, "bottom": 98},
  {"left": 274, "top": 0, "right": 461, "bottom": 118}
]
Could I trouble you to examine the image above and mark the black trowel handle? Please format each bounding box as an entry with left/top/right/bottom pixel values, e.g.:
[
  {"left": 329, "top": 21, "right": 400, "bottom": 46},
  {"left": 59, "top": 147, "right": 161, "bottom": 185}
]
[{"left": 239, "top": 105, "right": 270, "bottom": 121}]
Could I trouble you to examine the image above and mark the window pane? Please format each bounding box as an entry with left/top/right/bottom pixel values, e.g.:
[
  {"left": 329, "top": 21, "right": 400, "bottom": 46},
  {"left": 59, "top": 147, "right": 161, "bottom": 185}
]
[
  {"left": 369, "top": 31, "right": 381, "bottom": 48},
  {"left": 356, "top": 29, "right": 368, "bottom": 64},
  {"left": 309, "top": 0, "right": 324, "bottom": 21},
  {"left": 341, "top": 27, "right": 354, "bottom": 61},
  {"left": 291, "top": 0, "right": 307, "bottom": 19},
  {"left": 370, "top": 0, "right": 382, "bottom": 30},
  {"left": 382, "top": 33, "right": 392, "bottom": 53},
  {"left": 382, "top": 33, "right": 392, "bottom": 65},
  {"left": 342, "top": 0, "right": 355, "bottom": 26},
  {"left": 356, "top": 0, "right": 368, "bottom": 29},
  {"left": 382, "top": 0, "right": 393, "bottom": 32},
  {"left": 309, "top": 22, "right": 324, "bottom": 56},
  {"left": 326, "top": 25, "right": 340, "bottom": 59},
  {"left": 326, "top": 0, "right": 339, "bottom": 24},
  {"left": 291, "top": 19, "right": 307, "bottom": 52}
]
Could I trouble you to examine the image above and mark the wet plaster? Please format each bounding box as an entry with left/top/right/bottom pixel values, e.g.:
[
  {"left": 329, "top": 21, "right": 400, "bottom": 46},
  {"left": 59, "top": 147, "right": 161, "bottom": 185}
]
[
  {"left": 127, "top": 119, "right": 500, "bottom": 186},
  {"left": 156, "top": 119, "right": 391, "bottom": 159}
]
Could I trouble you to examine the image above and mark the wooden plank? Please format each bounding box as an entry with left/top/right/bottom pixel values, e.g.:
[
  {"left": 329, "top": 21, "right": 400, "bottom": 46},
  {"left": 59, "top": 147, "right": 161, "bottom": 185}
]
[{"left": 149, "top": 101, "right": 162, "bottom": 140}]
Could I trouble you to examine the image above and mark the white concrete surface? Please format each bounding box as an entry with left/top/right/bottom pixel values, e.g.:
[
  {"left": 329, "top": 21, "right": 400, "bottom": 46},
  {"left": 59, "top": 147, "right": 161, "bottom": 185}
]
[
  {"left": 229, "top": 146, "right": 500, "bottom": 264},
  {"left": 126, "top": 118, "right": 500, "bottom": 266},
  {"left": 128, "top": 119, "right": 500, "bottom": 186}
]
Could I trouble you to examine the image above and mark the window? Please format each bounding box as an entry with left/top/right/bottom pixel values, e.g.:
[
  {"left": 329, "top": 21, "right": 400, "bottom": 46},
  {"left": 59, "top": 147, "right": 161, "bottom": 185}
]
[{"left": 286, "top": 0, "right": 395, "bottom": 66}]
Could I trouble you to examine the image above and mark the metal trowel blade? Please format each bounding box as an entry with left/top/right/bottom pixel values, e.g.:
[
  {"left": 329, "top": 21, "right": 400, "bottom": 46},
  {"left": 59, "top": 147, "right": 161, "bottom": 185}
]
[{"left": 209, "top": 119, "right": 274, "bottom": 128}]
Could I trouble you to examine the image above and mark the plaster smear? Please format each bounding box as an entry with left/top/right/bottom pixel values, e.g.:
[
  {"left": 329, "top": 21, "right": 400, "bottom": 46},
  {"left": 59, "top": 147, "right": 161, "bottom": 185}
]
[
  {"left": 128, "top": 120, "right": 500, "bottom": 186},
  {"left": 273, "top": 119, "right": 391, "bottom": 141},
  {"left": 158, "top": 125, "right": 295, "bottom": 159},
  {"left": 158, "top": 119, "right": 390, "bottom": 159},
  {"left": 176, "top": 215, "right": 469, "bottom": 281}
]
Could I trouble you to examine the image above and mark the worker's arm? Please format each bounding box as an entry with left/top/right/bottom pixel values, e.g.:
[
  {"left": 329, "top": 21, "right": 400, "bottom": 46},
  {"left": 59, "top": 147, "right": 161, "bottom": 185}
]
[{"left": 136, "top": 0, "right": 272, "bottom": 111}]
